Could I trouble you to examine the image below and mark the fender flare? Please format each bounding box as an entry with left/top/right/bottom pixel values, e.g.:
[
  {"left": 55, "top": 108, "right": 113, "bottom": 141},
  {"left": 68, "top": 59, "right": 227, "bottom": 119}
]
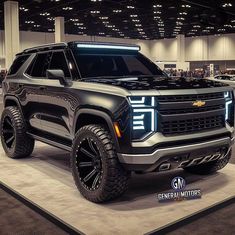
[
  {"left": 4, "top": 96, "right": 24, "bottom": 115},
  {"left": 73, "top": 108, "right": 120, "bottom": 152}
]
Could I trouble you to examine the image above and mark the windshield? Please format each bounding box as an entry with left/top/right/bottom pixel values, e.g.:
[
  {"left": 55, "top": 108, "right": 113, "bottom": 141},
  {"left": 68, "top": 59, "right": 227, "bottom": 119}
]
[{"left": 72, "top": 50, "right": 164, "bottom": 79}]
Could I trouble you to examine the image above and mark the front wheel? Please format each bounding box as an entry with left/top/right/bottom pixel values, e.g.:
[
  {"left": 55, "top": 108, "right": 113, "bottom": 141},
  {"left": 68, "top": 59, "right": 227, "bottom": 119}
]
[{"left": 71, "top": 125, "right": 130, "bottom": 203}]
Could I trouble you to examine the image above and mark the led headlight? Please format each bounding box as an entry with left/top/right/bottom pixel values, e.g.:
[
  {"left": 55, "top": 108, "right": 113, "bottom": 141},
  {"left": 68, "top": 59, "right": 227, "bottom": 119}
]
[
  {"left": 224, "top": 91, "right": 234, "bottom": 126},
  {"left": 129, "top": 96, "right": 156, "bottom": 140}
]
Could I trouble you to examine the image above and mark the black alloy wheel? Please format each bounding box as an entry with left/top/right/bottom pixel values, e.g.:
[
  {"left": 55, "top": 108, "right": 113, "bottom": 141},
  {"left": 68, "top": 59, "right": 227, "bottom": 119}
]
[
  {"left": 71, "top": 125, "right": 130, "bottom": 203},
  {"left": 76, "top": 137, "right": 103, "bottom": 191},
  {"left": 0, "top": 106, "right": 35, "bottom": 159},
  {"left": 2, "top": 116, "right": 15, "bottom": 149}
]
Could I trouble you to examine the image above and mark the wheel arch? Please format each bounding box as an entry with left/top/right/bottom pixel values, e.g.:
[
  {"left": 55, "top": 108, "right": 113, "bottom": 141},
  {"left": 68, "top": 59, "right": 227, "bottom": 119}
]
[
  {"left": 73, "top": 108, "right": 120, "bottom": 152},
  {"left": 4, "top": 96, "right": 24, "bottom": 115},
  {"left": 4, "top": 96, "right": 20, "bottom": 107}
]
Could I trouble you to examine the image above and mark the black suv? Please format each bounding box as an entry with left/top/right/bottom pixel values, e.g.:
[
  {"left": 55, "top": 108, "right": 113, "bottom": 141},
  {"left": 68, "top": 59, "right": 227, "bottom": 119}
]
[{"left": 1, "top": 42, "right": 234, "bottom": 202}]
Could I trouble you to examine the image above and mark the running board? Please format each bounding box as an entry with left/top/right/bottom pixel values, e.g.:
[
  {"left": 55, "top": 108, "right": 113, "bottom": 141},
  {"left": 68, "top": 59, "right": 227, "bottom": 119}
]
[{"left": 27, "top": 132, "right": 72, "bottom": 152}]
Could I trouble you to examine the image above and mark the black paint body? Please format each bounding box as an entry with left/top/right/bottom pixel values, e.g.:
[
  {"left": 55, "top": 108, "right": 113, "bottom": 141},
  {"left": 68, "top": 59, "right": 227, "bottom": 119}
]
[{"left": 2, "top": 42, "right": 234, "bottom": 172}]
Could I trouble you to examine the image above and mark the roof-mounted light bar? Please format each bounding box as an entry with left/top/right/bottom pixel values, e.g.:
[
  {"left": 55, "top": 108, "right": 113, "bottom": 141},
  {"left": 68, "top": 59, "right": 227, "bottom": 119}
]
[{"left": 76, "top": 43, "right": 140, "bottom": 51}]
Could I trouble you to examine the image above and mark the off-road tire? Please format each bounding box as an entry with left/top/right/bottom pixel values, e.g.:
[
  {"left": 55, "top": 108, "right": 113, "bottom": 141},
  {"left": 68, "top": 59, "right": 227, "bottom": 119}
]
[
  {"left": 71, "top": 124, "right": 130, "bottom": 203},
  {"left": 1, "top": 106, "right": 35, "bottom": 158},
  {"left": 184, "top": 151, "right": 231, "bottom": 175}
]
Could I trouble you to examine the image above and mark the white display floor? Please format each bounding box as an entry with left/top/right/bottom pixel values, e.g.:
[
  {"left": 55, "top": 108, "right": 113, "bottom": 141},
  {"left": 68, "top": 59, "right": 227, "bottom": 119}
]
[{"left": 0, "top": 142, "right": 235, "bottom": 235}]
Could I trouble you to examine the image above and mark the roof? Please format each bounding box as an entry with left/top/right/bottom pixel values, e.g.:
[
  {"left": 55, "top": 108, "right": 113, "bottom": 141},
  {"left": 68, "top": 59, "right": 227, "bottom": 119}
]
[{"left": 17, "top": 41, "right": 140, "bottom": 55}]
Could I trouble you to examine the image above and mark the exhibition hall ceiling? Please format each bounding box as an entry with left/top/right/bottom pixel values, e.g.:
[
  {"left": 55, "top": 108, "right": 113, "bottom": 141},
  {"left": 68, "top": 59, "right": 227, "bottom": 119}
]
[{"left": 0, "top": 0, "right": 235, "bottom": 40}]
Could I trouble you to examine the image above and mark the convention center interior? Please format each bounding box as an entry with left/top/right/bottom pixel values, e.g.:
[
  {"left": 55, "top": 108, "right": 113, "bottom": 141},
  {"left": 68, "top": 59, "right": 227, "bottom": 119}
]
[{"left": 0, "top": 0, "right": 235, "bottom": 234}]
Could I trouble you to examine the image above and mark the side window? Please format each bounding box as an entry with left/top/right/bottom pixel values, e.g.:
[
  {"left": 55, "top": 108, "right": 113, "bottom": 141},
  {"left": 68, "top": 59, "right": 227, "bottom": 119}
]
[
  {"left": 49, "top": 51, "right": 71, "bottom": 77},
  {"left": 8, "top": 55, "right": 30, "bottom": 75},
  {"left": 27, "top": 52, "right": 51, "bottom": 78}
]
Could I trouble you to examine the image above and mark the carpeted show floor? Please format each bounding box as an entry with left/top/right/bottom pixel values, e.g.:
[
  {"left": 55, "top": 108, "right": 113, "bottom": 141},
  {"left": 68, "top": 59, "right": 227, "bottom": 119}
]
[
  {"left": 0, "top": 189, "right": 68, "bottom": 235},
  {"left": 168, "top": 203, "right": 235, "bottom": 235}
]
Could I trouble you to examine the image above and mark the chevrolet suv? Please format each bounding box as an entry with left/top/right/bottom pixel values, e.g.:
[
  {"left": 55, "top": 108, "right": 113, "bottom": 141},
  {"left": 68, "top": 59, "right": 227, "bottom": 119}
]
[{"left": 1, "top": 42, "right": 234, "bottom": 202}]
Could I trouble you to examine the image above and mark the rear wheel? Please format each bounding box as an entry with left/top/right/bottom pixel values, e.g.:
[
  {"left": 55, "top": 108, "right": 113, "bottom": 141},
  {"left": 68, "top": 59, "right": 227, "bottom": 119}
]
[
  {"left": 71, "top": 124, "right": 129, "bottom": 203},
  {"left": 184, "top": 151, "right": 231, "bottom": 175},
  {"left": 1, "top": 106, "right": 35, "bottom": 159}
]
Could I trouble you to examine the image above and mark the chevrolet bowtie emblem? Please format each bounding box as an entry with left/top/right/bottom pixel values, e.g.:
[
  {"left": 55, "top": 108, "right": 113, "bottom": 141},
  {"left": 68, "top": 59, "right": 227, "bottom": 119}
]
[{"left": 192, "top": 100, "right": 206, "bottom": 107}]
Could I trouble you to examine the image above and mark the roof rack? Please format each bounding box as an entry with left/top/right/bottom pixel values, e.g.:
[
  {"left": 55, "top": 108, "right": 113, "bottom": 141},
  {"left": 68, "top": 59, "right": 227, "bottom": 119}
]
[
  {"left": 18, "top": 42, "right": 68, "bottom": 55},
  {"left": 68, "top": 41, "right": 140, "bottom": 51},
  {"left": 16, "top": 41, "right": 140, "bottom": 56}
]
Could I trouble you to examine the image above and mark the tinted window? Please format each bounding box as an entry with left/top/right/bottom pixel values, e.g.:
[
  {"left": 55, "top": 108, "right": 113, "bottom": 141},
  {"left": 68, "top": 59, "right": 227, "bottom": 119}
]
[
  {"left": 27, "top": 52, "right": 51, "bottom": 77},
  {"left": 72, "top": 51, "right": 163, "bottom": 79},
  {"left": 49, "top": 51, "right": 71, "bottom": 77},
  {"left": 8, "top": 55, "right": 30, "bottom": 75},
  {"left": 123, "top": 56, "right": 153, "bottom": 75},
  {"left": 216, "top": 75, "right": 235, "bottom": 81},
  {"left": 222, "top": 76, "right": 230, "bottom": 80}
]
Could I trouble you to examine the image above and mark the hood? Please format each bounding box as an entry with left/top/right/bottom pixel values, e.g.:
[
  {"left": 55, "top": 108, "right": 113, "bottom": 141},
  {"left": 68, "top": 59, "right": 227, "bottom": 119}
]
[{"left": 83, "top": 76, "right": 229, "bottom": 91}]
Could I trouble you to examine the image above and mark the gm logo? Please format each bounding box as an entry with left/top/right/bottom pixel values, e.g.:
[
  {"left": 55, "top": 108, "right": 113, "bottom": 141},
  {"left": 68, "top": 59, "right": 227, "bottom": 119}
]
[{"left": 171, "top": 177, "right": 186, "bottom": 190}]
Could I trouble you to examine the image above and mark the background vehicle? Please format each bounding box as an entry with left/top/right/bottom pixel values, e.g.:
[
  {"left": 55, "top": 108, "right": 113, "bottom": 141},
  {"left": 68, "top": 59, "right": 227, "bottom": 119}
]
[
  {"left": 1, "top": 42, "right": 234, "bottom": 202},
  {"left": 214, "top": 74, "right": 235, "bottom": 81},
  {"left": 207, "top": 75, "right": 235, "bottom": 89}
]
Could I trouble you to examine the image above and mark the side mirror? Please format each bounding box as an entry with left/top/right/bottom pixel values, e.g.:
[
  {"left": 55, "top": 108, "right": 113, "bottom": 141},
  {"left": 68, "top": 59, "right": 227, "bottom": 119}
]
[{"left": 46, "top": 69, "right": 69, "bottom": 86}]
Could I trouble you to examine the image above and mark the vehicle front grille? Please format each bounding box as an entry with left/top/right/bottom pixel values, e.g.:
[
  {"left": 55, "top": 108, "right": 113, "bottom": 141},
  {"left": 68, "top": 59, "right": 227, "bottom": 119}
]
[
  {"left": 160, "top": 104, "right": 224, "bottom": 115},
  {"left": 157, "top": 92, "right": 226, "bottom": 136},
  {"left": 160, "top": 115, "right": 225, "bottom": 135},
  {"left": 157, "top": 92, "right": 224, "bottom": 102}
]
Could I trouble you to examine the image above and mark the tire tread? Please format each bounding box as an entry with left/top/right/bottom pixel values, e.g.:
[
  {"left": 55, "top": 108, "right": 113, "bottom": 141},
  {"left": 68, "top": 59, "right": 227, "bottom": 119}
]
[
  {"left": 71, "top": 124, "right": 129, "bottom": 203},
  {"left": 1, "top": 106, "right": 34, "bottom": 159}
]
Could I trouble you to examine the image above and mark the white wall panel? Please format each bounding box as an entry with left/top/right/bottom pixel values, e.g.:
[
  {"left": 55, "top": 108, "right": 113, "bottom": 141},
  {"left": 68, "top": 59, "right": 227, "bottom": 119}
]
[
  {"left": 1, "top": 30, "right": 235, "bottom": 69},
  {"left": 185, "top": 36, "right": 208, "bottom": 61},
  {"left": 186, "top": 34, "right": 235, "bottom": 61},
  {"left": 20, "top": 31, "right": 55, "bottom": 51},
  {"left": 208, "top": 35, "right": 225, "bottom": 60},
  {"left": 65, "top": 34, "right": 92, "bottom": 42},
  {"left": 150, "top": 38, "right": 177, "bottom": 62},
  {"left": 0, "top": 31, "right": 5, "bottom": 59},
  {"left": 224, "top": 34, "right": 235, "bottom": 60}
]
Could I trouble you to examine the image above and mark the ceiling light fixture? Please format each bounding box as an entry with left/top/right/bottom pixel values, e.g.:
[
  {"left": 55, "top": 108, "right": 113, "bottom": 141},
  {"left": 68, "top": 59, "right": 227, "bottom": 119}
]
[
  {"left": 19, "top": 7, "right": 29, "bottom": 12},
  {"left": 222, "top": 3, "right": 232, "bottom": 7},
  {"left": 90, "top": 10, "right": 100, "bottom": 14},
  {"left": 40, "top": 12, "right": 50, "bottom": 16},
  {"left": 182, "top": 4, "right": 191, "bottom": 8},
  {"left": 63, "top": 7, "right": 73, "bottom": 10},
  {"left": 113, "top": 10, "right": 122, "bottom": 13}
]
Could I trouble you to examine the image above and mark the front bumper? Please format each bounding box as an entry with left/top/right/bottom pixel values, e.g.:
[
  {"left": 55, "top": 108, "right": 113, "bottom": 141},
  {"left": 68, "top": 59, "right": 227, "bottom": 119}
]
[{"left": 118, "top": 136, "right": 234, "bottom": 172}]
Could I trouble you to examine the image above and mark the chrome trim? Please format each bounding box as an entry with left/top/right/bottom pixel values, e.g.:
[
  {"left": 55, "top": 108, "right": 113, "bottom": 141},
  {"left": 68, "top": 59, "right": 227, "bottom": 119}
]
[{"left": 118, "top": 137, "right": 233, "bottom": 165}]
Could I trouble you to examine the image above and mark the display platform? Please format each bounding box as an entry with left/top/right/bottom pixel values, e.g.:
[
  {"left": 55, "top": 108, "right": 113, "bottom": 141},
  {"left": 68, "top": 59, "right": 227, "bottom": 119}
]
[{"left": 0, "top": 142, "right": 235, "bottom": 235}]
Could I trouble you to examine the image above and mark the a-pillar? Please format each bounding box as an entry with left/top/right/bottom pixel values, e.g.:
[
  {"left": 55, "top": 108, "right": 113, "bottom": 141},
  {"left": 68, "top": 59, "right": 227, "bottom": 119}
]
[
  {"left": 55, "top": 17, "right": 65, "bottom": 43},
  {"left": 4, "top": 1, "right": 20, "bottom": 69}
]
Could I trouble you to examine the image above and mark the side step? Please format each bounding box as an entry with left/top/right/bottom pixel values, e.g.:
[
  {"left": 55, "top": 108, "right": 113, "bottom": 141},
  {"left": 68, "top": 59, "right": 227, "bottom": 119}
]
[{"left": 27, "top": 132, "right": 72, "bottom": 152}]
